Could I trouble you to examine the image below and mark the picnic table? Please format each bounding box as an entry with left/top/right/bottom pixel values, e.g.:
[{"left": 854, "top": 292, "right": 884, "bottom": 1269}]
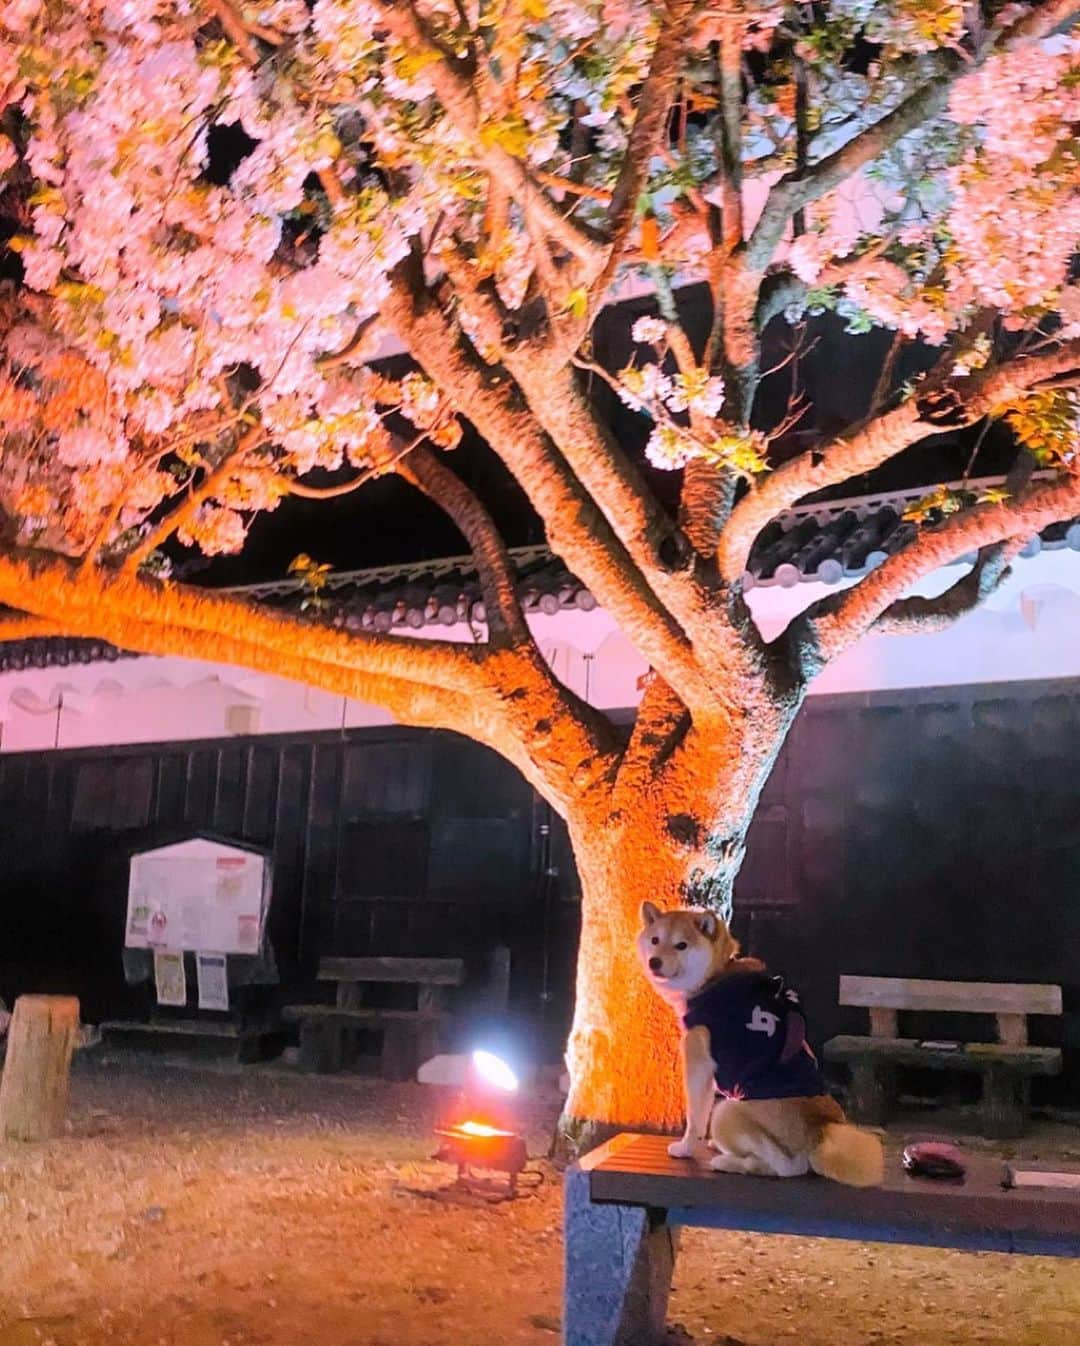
[
  {"left": 283, "top": 955, "right": 464, "bottom": 1080},
  {"left": 565, "top": 1132, "right": 1080, "bottom": 1346}
]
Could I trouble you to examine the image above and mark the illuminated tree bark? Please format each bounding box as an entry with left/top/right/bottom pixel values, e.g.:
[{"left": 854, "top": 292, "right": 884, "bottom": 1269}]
[
  {"left": 558, "top": 682, "right": 802, "bottom": 1131},
  {"left": 563, "top": 812, "right": 747, "bottom": 1134}
]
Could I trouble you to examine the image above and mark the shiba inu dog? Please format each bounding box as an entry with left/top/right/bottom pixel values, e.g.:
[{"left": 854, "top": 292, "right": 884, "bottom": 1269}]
[{"left": 638, "top": 902, "right": 884, "bottom": 1186}]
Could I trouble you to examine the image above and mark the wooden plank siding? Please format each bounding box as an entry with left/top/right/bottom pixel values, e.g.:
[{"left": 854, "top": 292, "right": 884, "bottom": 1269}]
[
  {"left": 838, "top": 977, "right": 1063, "bottom": 1017},
  {"left": 0, "top": 726, "right": 578, "bottom": 1057},
  {"left": 0, "top": 675, "right": 1077, "bottom": 1084}
]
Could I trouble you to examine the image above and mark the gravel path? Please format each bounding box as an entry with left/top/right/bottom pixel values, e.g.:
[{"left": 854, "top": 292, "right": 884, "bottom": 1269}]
[{"left": 1, "top": 1059, "right": 1078, "bottom": 1346}]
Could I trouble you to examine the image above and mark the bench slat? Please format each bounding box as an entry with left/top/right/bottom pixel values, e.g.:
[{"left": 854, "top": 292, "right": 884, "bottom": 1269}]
[
  {"left": 100, "top": 1018, "right": 243, "bottom": 1039},
  {"left": 839, "top": 976, "right": 1062, "bottom": 1017},
  {"left": 579, "top": 1133, "right": 1080, "bottom": 1256},
  {"left": 823, "top": 1035, "right": 1062, "bottom": 1074},
  {"left": 317, "top": 956, "right": 465, "bottom": 986},
  {"left": 281, "top": 1005, "right": 448, "bottom": 1024}
]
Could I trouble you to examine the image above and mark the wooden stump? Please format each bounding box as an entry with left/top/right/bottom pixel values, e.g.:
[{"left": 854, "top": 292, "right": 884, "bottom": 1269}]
[{"left": 0, "top": 995, "right": 80, "bottom": 1142}]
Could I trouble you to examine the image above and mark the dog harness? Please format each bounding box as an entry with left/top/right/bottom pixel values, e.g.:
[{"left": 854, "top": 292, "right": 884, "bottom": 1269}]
[{"left": 683, "top": 969, "right": 828, "bottom": 1101}]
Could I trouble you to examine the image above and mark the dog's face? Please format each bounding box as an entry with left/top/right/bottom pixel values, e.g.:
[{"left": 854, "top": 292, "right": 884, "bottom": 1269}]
[{"left": 637, "top": 901, "right": 738, "bottom": 998}]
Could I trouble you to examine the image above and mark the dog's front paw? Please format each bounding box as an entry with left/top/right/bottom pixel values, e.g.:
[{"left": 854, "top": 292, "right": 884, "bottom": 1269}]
[{"left": 667, "top": 1136, "right": 699, "bottom": 1160}]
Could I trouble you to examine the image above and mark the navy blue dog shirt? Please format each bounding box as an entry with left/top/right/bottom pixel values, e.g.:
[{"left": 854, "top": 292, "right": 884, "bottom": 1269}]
[{"left": 683, "top": 969, "right": 827, "bottom": 1101}]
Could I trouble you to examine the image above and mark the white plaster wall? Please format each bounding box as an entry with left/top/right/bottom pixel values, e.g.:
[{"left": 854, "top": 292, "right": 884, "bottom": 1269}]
[{"left": 3, "top": 548, "right": 1079, "bottom": 753}]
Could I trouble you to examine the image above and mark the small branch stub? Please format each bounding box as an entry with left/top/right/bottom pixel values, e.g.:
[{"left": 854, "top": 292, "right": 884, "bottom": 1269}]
[{"left": 0, "top": 994, "right": 81, "bottom": 1141}]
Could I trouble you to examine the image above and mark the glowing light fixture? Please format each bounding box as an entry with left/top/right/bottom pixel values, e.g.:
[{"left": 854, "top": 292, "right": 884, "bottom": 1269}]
[
  {"left": 432, "top": 1047, "right": 528, "bottom": 1196},
  {"left": 455, "top": 1119, "right": 513, "bottom": 1138},
  {"left": 471, "top": 1048, "right": 519, "bottom": 1093}
]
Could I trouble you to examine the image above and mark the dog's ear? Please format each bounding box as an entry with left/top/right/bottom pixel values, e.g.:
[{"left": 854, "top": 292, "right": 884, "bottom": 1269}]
[
  {"left": 641, "top": 900, "right": 662, "bottom": 927},
  {"left": 695, "top": 910, "right": 721, "bottom": 941}
]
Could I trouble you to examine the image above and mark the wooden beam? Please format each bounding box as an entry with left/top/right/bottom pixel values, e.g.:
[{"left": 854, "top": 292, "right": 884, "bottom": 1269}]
[
  {"left": 997, "top": 1013, "right": 1029, "bottom": 1047},
  {"left": 838, "top": 976, "right": 1062, "bottom": 1017},
  {"left": 868, "top": 1007, "right": 898, "bottom": 1038},
  {"left": 317, "top": 956, "right": 465, "bottom": 986},
  {"left": 822, "top": 1036, "right": 1061, "bottom": 1074}
]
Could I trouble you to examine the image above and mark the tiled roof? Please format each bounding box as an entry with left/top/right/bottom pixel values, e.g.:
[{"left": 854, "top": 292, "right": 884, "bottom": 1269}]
[
  {"left": 1, "top": 473, "right": 1076, "bottom": 672},
  {"left": 0, "top": 634, "right": 132, "bottom": 675}
]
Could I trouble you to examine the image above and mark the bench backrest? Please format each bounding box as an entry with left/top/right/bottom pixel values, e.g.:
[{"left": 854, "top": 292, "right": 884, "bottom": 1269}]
[
  {"left": 317, "top": 955, "right": 465, "bottom": 986},
  {"left": 839, "top": 975, "right": 1062, "bottom": 1046}
]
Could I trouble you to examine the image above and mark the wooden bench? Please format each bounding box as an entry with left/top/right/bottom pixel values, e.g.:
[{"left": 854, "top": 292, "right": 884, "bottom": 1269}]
[
  {"left": 97, "top": 1016, "right": 278, "bottom": 1065},
  {"left": 565, "top": 1132, "right": 1080, "bottom": 1346},
  {"left": 282, "top": 956, "right": 464, "bottom": 1080},
  {"left": 823, "top": 976, "right": 1063, "bottom": 1138}
]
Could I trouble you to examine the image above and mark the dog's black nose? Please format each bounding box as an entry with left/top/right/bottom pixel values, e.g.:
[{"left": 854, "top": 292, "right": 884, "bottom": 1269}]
[{"left": 648, "top": 957, "right": 663, "bottom": 972}]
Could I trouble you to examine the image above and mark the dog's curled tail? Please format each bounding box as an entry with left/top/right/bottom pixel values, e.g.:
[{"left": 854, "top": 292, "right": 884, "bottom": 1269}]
[{"left": 810, "top": 1122, "right": 885, "bottom": 1187}]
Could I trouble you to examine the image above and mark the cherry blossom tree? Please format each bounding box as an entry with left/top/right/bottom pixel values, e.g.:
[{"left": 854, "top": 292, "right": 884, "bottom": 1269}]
[{"left": 1, "top": 0, "right": 1078, "bottom": 1137}]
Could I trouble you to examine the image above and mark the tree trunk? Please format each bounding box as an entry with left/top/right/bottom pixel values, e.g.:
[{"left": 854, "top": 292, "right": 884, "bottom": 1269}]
[
  {"left": 560, "top": 807, "right": 746, "bottom": 1138},
  {"left": 557, "top": 695, "right": 800, "bottom": 1148},
  {"left": 0, "top": 995, "right": 80, "bottom": 1142}
]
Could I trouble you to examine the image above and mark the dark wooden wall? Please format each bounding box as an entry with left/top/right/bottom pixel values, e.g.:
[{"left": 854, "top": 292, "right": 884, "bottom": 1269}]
[
  {"left": 0, "top": 727, "right": 580, "bottom": 1057},
  {"left": 1, "top": 677, "right": 1077, "bottom": 1092},
  {"left": 735, "top": 678, "right": 1080, "bottom": 1099}
]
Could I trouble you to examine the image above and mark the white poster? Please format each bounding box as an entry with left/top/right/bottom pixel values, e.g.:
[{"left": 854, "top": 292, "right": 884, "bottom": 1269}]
[
  {"left": 153, "top": 950, "right": 187, "bottom": 1007},
  {"left": 126, "top": 839, "right": 268, "bottom": 956},
  {"left": 196, "top": 953, "right": 229, "bottom": 1012}
]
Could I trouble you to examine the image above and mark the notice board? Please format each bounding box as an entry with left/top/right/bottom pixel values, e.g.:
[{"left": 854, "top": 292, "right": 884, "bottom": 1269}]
[{"left": 126, "top": 838, "right": 268, "bottom": 956}]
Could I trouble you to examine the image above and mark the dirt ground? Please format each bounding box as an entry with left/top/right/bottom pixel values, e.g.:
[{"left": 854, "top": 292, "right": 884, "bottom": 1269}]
[{"left": 2, "top": 1059, "right": 1080, "bottom": 1346}]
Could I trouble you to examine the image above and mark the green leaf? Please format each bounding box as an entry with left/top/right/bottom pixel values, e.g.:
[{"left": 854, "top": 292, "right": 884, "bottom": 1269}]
[
  {"left": 479, "top": 116, "right": 530, "bottom": 157},
  {"left": 564, "top": 287, "right": 588, "bottom": 320}
]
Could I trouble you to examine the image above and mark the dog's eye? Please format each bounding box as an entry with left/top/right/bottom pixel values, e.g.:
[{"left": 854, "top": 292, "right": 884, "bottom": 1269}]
[
  {"left": 674, "top": 941, "right": 688, "bottom": 951},
  {"left": 651, "top": 936, "right": 659, "bottom": 945}
]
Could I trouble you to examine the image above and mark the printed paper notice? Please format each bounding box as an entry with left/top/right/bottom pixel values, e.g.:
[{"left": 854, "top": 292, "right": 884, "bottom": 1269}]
[
  {"left": 154, "top": 950, "right": 187, "bottom": 1007},
  {"left": 236, "top": 914, "right": 259, "bottom": 954},
  {"left": 181, "top": 899, "right": 205, "bottom": 949},
  {"left": 125, "top": 840, "right": 268, "bottom": 955},
  {"left": 127, "top": 899, "right": 150, "bottom": 942},
  {"left": 196, "top": 953, "right": 229, "bottom": 1012}
]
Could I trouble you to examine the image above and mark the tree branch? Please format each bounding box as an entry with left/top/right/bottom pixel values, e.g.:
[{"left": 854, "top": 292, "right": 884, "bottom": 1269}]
[
  {"left": 0, "top": 546, "right": 619, "bottom": 804},
  {"left": 704, "top": 15, "right": 759, "bottom": 420},
  {"left": 868, "top": 539, "right": 1020, "bottom": 636},
  {"left": 786, "top": 472, "right": 1080, "bottom": 673},
  {"left": 718, "top": 339, "right": 1080, "bottom": 582},
  {"left": 747, "top": 53, "right": 957, "bottom": 270},
  {"left": 122, "top": 423, "right": 266, "bottom": 573},
  {"left": 206, "top": 0, "right": 262, "bottom": 64},
  {"left": 591, "top": 0, "right": 696, "bottom": 301},
  {"left": 382, "top": 266, "right": 715, "bottom": 708},
  {"left": 397, "top": 442, "right": 532, "bottom": 646},
  {"left": 370, "top": 0, "right": 604, "bottom": 272},
  {"left": 0, "top": 609, "right": 63, "bottom": 642},
  {"left": 509, "top": 362, "right": 704, "bottom": 605},
  {"left": 0, "top": 548, "right": 487, "bottom": 696},
  {"left": 746, "top": 0, "right": 1080, "bottom": 271},
  {"left": 715, "top": 16, "right": 745, "bottom": 256}
]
